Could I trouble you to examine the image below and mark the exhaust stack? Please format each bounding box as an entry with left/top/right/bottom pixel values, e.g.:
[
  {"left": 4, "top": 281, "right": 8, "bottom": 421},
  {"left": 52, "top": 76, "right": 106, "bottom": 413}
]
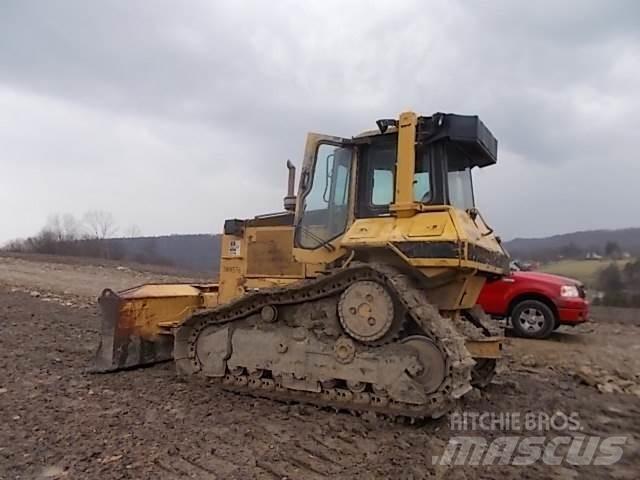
[{"left": 283, "top": 160, "right": 296, "bottom": 212}]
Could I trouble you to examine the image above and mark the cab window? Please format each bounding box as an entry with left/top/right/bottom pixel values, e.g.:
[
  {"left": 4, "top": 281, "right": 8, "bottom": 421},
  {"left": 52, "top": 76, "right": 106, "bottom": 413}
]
[
  {"left": 356, "top": 135, "right": 432, "bottom": 217},
  {"left": 446, "top": 145, "right": 475, "bottom": 210},
  {"left": 372, "top": 169, "right": 393, "bottom": 205}
]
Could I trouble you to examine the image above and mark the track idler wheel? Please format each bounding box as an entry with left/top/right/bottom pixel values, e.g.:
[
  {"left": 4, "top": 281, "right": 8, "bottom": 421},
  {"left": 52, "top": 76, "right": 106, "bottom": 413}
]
[{"left": 400, "top": 336, "right": 447, "bottom": 394}]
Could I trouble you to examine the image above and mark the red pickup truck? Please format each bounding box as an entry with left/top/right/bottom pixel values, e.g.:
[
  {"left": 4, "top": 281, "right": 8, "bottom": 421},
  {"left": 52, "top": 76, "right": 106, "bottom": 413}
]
[{"left": 476, "top": 269, "right": 589, "bottom": 339}]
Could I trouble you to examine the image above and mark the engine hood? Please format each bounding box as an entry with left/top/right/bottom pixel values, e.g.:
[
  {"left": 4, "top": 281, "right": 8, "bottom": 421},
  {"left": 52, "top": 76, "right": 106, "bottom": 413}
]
[{"left": 511, "top": 270, "right": 582, "bottom": 287}]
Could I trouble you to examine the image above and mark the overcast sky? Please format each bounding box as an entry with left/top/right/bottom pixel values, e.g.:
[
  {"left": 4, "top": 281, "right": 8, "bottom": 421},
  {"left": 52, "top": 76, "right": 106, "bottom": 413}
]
[{"left": 1, "top": 0, "right": 639, "bottom": 243}]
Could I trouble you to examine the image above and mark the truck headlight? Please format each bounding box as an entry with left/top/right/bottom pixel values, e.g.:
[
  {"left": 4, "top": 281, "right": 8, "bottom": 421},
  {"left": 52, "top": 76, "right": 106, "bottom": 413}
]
[{"left": 560, "top": 285, "right": 580, "bottom": 298}]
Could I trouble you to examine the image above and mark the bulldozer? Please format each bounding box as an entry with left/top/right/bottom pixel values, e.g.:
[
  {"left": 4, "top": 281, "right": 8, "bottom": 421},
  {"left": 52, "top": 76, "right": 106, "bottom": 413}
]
[{"left": 94, "top": 111, "right": 509, "bottom": 419}]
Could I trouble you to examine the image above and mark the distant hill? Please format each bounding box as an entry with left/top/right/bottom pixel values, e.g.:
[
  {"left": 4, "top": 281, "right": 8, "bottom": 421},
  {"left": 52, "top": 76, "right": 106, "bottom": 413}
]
[
  {"left": 12, "top": 226, "right": 637, "bottom": 273},
  {"left": 107, "top": 234, "right": 222, "bottom": 273},
  {"left": 112, "top": 227, "right": 640, "bottom": 271},
  {"left": 504, "top": 227, "right": 640, "bottom": 259}
]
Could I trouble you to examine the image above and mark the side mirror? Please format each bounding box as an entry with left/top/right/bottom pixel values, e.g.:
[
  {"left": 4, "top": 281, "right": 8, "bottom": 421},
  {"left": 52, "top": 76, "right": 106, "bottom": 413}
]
[{"left": 283, "top": 160, "right": 297, "bottom": 212}]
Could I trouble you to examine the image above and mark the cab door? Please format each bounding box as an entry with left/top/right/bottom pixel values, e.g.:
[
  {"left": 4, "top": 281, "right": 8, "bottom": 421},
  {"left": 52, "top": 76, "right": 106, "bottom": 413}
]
[{"left": 293, "top": 133, "right": 355, "bottom": 267}]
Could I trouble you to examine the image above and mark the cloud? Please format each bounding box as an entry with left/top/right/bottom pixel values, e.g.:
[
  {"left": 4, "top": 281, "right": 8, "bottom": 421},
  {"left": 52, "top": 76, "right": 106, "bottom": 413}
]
[{"left": 1, "top": 0, "right": 639, "bottom": 241}]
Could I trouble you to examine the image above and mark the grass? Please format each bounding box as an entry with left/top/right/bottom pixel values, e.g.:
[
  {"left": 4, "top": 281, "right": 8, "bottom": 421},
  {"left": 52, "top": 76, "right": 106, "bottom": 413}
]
[{"left": 538, "top": 259, "right": 634, "bottom": 286}]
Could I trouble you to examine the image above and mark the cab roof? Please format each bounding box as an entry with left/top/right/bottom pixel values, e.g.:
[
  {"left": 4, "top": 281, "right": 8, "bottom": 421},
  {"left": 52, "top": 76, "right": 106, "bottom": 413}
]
[{"left": 354, "top": 112, "right": 498, "bottom": 168}]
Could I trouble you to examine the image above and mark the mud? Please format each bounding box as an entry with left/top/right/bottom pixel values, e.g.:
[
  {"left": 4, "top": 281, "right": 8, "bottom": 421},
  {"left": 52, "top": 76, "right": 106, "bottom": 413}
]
[{"left": 0, "top": 255, "right": 639, "bottom": 479}]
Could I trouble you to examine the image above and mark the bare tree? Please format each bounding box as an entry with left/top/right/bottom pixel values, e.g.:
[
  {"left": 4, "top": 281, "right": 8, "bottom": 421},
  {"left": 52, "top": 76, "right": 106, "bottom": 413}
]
[
  {"left": 62, "top": 213, "right": 80, "bottom": 241},
  {"left": 45, "top": 213, "right": 82, "bottom": 242},
  {"left": 45, "top": 214, "right": 65, "bottom": 242},
  {"left": 83, "top": 210, "right": 118, "bottom": 239},
  {"left": 124, "top": 224, "right": 142, "bottom": 238},
  {"left": 2, "top": 238, "right": 27, "bottom": 252}
]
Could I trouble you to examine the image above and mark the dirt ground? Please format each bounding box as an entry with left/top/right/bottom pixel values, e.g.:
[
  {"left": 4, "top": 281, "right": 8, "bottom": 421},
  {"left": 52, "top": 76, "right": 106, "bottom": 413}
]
[
  {"left": 0, "top": 255, "right": 209, "bottom": 302},
  {"left": 0, "top": 255, "right": 639, "bottom": 479}
]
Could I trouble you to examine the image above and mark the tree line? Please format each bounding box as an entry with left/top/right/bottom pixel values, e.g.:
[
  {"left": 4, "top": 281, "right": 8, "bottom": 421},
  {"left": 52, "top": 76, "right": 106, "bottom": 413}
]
[
  {"left": 521, "top": 240, "right": 629, "bottom": 262},
  {"left": 594, "top": 259, "right": 640, "bottom": 308},
  {"left": 3, "top": 210, "right": 140, "bottom": 260}
]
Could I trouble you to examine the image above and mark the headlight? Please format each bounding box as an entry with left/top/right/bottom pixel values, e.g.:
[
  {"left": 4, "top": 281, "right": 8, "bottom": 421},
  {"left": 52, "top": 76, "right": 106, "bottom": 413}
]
[{"left": 560, "top": 285, "right": 580, "bottom": 298}]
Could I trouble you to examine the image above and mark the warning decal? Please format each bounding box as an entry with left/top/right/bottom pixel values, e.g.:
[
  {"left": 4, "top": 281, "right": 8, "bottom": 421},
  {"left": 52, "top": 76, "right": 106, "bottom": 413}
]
[{"left": 229, "top": 239, "right": 241, "bottom": 257}]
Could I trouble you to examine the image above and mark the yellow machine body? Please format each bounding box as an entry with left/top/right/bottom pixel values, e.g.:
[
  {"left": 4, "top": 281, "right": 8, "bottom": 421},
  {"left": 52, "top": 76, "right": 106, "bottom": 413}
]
[{"left": 93, "top": 110, "right": 508, "bottom": 379}]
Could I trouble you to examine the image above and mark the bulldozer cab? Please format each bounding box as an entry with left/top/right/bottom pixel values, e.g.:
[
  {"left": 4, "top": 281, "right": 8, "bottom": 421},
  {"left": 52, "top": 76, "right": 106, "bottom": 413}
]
[{"left": 293, "top": 112, "right": 499, "bottom": 267}]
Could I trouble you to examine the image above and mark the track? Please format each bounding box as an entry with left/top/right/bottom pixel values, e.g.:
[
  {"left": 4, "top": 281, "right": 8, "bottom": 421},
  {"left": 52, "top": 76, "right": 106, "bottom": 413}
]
[
  {"left": 174, "top": 263, "right": 475, "bottom": 419},
  {"left": 462, "top": 305, "right": 499, "bottom": 388}
]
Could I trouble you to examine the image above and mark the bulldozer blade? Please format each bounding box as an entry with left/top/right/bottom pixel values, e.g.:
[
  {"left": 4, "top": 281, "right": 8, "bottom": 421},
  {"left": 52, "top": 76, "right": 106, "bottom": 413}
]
[
  {"left": 92, "top": 284, "right": 219, "bottom": 372},
  {"left": 92, "top": 288, "right": 174, "bottom": 372}
]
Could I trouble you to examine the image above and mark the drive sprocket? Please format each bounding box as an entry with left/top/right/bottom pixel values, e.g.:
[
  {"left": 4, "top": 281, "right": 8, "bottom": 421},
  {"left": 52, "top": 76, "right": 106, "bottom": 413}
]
[{"left": 338, "top": 280, "right": 395, "bottom": 344}]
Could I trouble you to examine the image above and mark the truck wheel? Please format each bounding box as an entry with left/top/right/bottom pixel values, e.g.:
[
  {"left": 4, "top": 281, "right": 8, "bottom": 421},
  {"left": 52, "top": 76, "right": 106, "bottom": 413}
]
[{"left": 511, "top": 300, "right": 555, "bottom": 339}]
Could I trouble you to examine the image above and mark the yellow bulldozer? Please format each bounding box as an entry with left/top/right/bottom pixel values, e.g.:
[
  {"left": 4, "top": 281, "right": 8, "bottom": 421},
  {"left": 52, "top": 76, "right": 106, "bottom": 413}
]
[{"left": 94, "top": 111, "right": 509, "bottom": 419}]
